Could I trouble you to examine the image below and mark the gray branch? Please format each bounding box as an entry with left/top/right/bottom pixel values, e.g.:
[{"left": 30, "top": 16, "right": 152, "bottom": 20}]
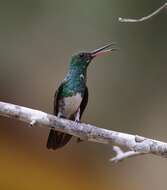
[
  {"left": 119, "top": 2, "right": 167, "bottom": 23},
  {"left": 1, "top": 101, "right": 167, "bottom": 162}
]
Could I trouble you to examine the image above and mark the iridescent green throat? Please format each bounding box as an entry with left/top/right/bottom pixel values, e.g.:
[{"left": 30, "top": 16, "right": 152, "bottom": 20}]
[{"left": 61, "top": 63, "right": 87, "bottom": 97}]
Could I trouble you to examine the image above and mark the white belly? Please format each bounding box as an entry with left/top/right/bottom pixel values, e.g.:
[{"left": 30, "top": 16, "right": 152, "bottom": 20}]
[{"left": 59, "top": 93, "right": 82, "bottom": 118}]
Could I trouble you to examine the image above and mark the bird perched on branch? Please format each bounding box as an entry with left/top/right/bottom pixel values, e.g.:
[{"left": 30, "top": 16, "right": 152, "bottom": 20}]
[{"left": 47, "top": 43, "right": 117, "bottom": 150}]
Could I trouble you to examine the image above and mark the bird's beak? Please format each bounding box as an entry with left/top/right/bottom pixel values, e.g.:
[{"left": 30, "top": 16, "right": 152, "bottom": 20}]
[{"left": 90, "top": 43, "right": 118, "bottom": 58}]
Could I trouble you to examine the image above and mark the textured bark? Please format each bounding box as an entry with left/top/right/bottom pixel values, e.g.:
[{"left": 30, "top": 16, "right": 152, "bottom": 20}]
[{"left": 1, "top": 101, "right": 167, "bottom": 162}]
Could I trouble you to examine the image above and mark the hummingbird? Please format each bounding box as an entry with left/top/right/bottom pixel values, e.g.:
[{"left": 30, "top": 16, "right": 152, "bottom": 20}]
[{"left": 46, "top": 43, "right": 117, "bottom": 150}]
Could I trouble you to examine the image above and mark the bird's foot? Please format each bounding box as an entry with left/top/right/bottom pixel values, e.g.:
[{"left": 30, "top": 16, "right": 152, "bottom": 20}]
[{"left": 76, "top": 138, "right": 83, "bottom": 143}]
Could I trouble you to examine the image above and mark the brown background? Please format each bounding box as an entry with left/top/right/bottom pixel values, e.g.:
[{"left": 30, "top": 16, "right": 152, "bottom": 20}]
[{"left": 0, "top": 0, "right": 167, "bottom": 189}]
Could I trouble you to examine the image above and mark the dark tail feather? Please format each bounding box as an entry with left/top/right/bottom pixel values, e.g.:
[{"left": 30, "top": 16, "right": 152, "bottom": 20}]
[{"left": 46, "top": 129, "right": 72, "bottom": 150}]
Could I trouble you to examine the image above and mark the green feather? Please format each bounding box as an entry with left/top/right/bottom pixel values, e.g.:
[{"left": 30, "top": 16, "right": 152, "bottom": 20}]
[{"left": 59, "top": 53, "right": 91, "bottom": 97}]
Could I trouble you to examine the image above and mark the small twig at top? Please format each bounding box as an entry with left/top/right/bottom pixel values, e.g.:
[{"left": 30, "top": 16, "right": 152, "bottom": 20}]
[{"left": 119, "top": 2, "right": 167, "bottom": 23}]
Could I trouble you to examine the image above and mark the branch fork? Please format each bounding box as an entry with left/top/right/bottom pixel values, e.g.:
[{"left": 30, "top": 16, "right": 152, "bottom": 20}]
[{"left": 110, "top": 146, "right": 145, "bottom": 163}]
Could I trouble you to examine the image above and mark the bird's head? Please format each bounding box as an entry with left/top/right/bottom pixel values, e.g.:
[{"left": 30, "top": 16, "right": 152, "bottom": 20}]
[{"left": 70, "top": 43, "right": 118, "bottom": 70}]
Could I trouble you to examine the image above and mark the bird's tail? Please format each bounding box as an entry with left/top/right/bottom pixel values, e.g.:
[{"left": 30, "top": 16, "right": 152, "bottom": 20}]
[{"left": 46, "top": 129, "right": 72, "bottom": 150}]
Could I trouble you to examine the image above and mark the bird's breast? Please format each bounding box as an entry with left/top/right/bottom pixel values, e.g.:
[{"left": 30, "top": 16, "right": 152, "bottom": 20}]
[{"left": 58, "top": 93, "right": 82, "bottom": 118}]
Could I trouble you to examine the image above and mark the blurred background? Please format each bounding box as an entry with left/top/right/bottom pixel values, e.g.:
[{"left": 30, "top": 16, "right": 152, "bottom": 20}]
[{"left": 0, "top": 0, "right": 167, "bottom": 189}]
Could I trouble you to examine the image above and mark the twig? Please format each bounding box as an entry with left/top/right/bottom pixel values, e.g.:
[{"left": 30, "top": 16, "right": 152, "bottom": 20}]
[
  {"left": 1, "top": 101, "right": 167, "bottom": 162},
  {"left": 119, "top": 2, "right": 167, "bottom": 23},
  {"left": 110, "top": 146, "right": 146, "bottom": 163}
]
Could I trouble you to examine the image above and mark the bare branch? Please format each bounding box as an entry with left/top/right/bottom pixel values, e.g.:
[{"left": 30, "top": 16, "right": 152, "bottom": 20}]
[
  {"left": 110, "top": 146, "right": 146, "bottom": 163},
  {"left": 1, "top": 101, "right": 167, "bottom": 162},
  {"left": 119, "top": 2, "right": 167, "bottom": 23}
]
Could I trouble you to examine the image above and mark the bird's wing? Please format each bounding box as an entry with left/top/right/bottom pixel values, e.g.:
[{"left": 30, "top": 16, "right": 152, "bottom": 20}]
[
  {"left": 47, "top": 82, "right": 72, "bottom": 150},
  {"left": 53, "top": 82, "right": 64, "bottom": 115},
  {"left": 75, "top": 86, "right": 88, "bottom": 143},
  {"left": 79, "top": 86, "right": 88, "bottom": 119}
]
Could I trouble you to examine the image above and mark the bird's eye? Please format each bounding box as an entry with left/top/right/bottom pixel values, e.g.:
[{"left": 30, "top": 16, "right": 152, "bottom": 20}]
[{"left": 79, "top": 53, "right": 84, "bottom": 58}]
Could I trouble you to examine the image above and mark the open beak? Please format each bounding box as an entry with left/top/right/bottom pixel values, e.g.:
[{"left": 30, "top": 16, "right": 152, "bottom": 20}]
[{"left": 90, "top": 43, "right": 118, "bottom": 58}]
